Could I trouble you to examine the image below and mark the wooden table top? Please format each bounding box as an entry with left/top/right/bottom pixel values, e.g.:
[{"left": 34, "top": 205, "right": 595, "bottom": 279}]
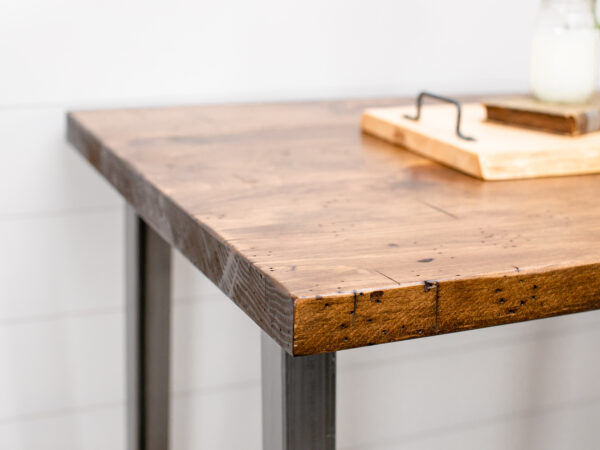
[{"left": 67, "top": 98, "right": 600, "bottom": 355}]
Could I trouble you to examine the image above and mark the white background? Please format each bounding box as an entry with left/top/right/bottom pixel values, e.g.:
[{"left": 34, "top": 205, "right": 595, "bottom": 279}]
[{"left": 2, "top": 1, "right": 600, "bottom": 449}]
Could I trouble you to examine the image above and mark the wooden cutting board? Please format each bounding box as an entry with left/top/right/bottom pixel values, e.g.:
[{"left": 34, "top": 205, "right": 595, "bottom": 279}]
[{"left": 362, "top": 103, "right": 600, "bottom": 180}]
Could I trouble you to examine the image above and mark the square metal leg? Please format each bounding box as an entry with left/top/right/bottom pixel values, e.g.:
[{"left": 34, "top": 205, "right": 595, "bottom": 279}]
[
  {"left": 261, "top": 332, "right": 336, "bottom": 450},
  {"left": 126, "top": 205, "right": 172, "bottom": 450}
]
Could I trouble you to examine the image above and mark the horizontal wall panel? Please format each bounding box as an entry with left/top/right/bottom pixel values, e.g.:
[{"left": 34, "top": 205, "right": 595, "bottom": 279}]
[
  {"left": 0, "top": 405, "right": 125, "bottom": 450},
  {"left": 172, "top": 249, "right": 227, "bottom": 303},
  {"left": 339, "top": 397, "right": 600, "bottom": 450},
  {"left": 0, "top": 210, "right": 123, "bottom": 322},
  {"left": 0, "top": 108, "right": 121, "bottom": 218},
  {"left": 0, "top": 0, "right": 533, "bottom": 107},
  {"left": 0, "top": 312, "right": 124, "bottom": 421},
  {"left": 171, "top": 296, "right": 261, "bottom": 393},
  {"left": 337, "top": 314, "right": 600, "bottom": 449},
  {"left": 171, "top": 384, "right": 261, "bottom": 450}
]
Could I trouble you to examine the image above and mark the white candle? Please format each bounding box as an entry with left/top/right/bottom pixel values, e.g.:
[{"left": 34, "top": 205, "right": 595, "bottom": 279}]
[{"left": 530, "top": 0, "right": 600, "bottom": 104}]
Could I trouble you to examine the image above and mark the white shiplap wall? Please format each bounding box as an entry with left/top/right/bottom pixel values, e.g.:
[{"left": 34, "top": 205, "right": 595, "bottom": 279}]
[{"left": 3, "top": 1, "right": 600, "bottom": 449}]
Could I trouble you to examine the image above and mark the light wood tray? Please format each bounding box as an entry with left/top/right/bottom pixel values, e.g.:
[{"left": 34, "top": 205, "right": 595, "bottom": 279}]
[{"left": 362, "top": 103, "right": 600, "bottom": 180}]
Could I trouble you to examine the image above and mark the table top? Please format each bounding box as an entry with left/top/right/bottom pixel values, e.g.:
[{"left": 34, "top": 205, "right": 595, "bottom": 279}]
[{"left": 67, "top": 97, "right": 600, "bottom": 356}]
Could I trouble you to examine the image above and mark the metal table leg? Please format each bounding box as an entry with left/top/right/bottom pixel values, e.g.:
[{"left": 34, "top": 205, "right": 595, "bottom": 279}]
[
  {"left": 261, "top": 332, "right": 336, "bottom": 450},
  {"left": 126, "top": 205, "right": 172, "bottom": 450}
]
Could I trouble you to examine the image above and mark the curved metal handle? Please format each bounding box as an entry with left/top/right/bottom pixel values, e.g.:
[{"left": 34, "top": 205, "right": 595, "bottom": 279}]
[{"left": 404, "top": 91, "right": 476, "bottom": 142}]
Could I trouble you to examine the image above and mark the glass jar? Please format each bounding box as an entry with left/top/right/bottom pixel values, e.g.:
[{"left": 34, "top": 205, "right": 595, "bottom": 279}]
[{"left": 530, "top": 0, "right": 600, "bottom": 104}]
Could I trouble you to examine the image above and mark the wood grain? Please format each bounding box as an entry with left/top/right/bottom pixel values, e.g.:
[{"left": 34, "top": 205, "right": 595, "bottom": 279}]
[
  {"left": 362, "top": 103, "right": 600, "bottom": 180},
  {"left": 67, "top": 98, "right": 600, "bottom": 355},
  {"left": 484, "top": 95, "right": 600, "bottom": 135}
]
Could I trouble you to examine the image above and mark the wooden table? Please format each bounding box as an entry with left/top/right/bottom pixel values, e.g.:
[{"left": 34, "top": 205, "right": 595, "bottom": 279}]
[{"left": 67, "top": 97, "right": 600, "bottom": 450}]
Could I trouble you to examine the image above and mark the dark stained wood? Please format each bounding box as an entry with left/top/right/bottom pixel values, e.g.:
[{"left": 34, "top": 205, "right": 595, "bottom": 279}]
[
  {"left": 484, "top": 95, "right": 600, "bottom": 135},
  {"left": 67, "top": 98, "right": 600, "bottom": 355},
  {"left": 485, "top": 105, "right": 578, "bottom": 135}
]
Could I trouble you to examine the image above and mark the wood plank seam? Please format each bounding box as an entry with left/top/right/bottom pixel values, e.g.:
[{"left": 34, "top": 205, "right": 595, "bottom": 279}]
[{"left": 425, "top": 280, "right": 440, "bottom": 332}]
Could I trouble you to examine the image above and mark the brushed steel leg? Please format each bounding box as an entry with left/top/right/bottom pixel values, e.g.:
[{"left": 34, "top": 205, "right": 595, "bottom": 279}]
[
  {"left": 261, "top": 332, "right": 336, "bottom": 450},
  {"left": 126, "top": 205, "right": 171, "bottom": 450}
]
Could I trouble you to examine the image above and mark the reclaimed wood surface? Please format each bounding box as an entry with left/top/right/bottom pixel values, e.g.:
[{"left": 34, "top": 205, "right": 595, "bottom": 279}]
[
  {"left": 485, "top": 95, "right": 600, "bottom": 136},
  {"left": 67, "top": 98, "right": 600, "bottom": 355},
  {"left": 362, "top": 103, "right": 600, "bottom": 180}
]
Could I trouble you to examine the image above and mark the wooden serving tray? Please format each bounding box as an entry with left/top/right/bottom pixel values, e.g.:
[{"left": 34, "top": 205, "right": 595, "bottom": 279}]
[{"left": 362, "top": 103, "right": 600, "bottom": 180}]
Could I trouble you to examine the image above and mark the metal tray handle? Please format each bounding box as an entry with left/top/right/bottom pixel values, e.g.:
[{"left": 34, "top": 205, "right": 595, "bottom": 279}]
[{"left": 404, "top": 91, "right": 476, "bottom": 142}]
